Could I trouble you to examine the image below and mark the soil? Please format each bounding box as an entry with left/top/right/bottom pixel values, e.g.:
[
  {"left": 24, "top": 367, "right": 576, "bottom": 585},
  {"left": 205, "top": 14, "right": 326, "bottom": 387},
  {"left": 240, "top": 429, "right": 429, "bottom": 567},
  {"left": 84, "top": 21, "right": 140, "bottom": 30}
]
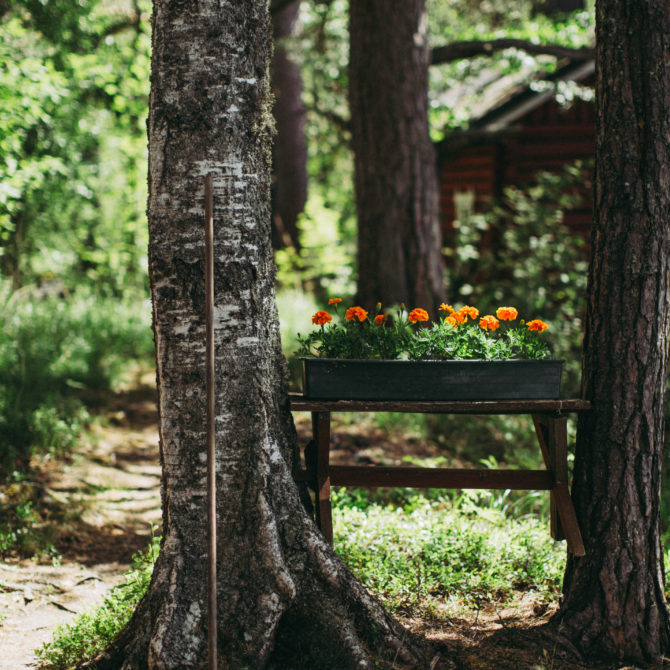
[{"left": 0, "top": 376, "right": 652, "bottom": 670}]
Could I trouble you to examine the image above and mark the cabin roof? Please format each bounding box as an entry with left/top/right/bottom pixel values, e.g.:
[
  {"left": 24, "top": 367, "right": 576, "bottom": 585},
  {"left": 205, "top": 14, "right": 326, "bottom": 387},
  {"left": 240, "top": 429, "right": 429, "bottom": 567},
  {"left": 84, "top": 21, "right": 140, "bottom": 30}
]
[
  {"left": 471, "top": 59, "right": 594, "bottom": 131},
  {"left": 435, "top": 58, "right": 595, "bottom": 154}
]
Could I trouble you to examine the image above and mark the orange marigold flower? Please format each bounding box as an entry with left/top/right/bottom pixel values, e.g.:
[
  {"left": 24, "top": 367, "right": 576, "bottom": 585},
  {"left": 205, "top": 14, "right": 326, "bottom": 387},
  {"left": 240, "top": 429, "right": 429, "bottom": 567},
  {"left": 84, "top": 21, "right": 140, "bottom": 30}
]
[
  {"left": 345, "top": 306, "right": 369, "bottom": 322},
  {"left": 408, "top": 308, "right": 429, "bottom": 323},
  {"left": 451, "top": 310, "right": 466, "bottom": 325},
  {"left": 479, "top": 315, "right": 500, "bottom": 331},
  {"left": 374, "top": 314, "right": 387, "bottom": 326},
  {"left": 446, "top": 315, "right": 459, "bottom": 327},
  {"left": 439, "top": 303, "right": 455, "bottom": 314},
  {"left": 311, "top": 310, "right": 332, "bottom": 326},
  {"left": 328, "top": 298, "right": 342, "bottom": 305},
  {"left": 527, "top": 319, "right": 548, "bottom": 333},
  {"left": 496, "top": 306, "right": 519, "bottom": 321},
  {"left": 462, "top": 305, "right": 479, "bottom": 320}
]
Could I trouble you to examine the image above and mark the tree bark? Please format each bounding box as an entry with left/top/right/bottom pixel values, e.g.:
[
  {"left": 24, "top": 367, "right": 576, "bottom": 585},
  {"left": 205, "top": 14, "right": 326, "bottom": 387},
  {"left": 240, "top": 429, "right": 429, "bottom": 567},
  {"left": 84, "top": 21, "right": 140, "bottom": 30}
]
[
  {"left": 555, "top": 0, "right": 670, "bottom": 664},
  {"left": 84, "top": 1, "right": 432, "bottom": 668},
  {"left": 271, "top": 0, "right": 307, "bottom": 250},
  {"left": 349, "top": 0, "right": 445, "bottom": 313}
]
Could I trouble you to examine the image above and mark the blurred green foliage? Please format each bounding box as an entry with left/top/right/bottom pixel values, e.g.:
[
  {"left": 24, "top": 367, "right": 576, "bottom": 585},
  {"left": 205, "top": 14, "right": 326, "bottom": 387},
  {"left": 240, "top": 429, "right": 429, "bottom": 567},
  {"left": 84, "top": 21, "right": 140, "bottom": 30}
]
[
  {"left": 0, "top": 283, "right": 153, "bottom": 476},
  {"left": 0, "top": 0, "right": 152, "bottom": 478},
  {"left": 283, "top": 0, "right": 593, "bottom": 298},
  {"left": 445, "top": 160, "right": 590, "bottom": 396},
  {"left": 427, "top": 2, "right": 594, "bottom": 136},
  {"left": 0, "top": 0, "right": 150, "bottom": 296}
]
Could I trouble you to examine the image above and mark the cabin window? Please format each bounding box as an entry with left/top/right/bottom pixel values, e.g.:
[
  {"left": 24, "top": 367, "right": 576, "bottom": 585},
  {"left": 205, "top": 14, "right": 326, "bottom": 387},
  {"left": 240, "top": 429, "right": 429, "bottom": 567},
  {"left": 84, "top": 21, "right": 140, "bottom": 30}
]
[{"left": 453, "top": 188, "right": 475, "bottom": 224}]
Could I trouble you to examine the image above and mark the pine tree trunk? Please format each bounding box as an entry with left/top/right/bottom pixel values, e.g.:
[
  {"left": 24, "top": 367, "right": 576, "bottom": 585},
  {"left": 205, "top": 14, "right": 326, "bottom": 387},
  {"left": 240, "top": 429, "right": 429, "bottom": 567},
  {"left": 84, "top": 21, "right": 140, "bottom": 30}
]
[
  {"left": 555, "top": 0, "right": 670, "bottom": 664},
  {"left": 84, "top": 1, "right": 432, "bottom": 667},
  {"left": 349, "top": 0, "right": 445, "bottom": 313},
  {"left": 271, "top": 0, "right": 306, "bottom": 250}
]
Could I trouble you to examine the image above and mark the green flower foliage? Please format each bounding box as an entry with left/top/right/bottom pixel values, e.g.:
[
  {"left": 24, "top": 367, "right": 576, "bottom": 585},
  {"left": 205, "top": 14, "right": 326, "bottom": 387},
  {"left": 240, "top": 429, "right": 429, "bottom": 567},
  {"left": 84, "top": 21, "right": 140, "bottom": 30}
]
[{"left": 296, "top": 303, "right": 550, "bottom": 361}]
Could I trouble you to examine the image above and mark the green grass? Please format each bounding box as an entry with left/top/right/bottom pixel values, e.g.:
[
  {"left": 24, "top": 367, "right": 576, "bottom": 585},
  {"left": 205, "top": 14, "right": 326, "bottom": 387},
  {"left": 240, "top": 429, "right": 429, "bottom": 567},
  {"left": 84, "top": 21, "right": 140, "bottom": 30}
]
[
  {"left": 332, "top": 489, "right": 565, "bottom": 618},
  {"left": 36, "top": 493, "right": 568, "bottom": 668},
  {"left": 0, "top": 285, "right": 154, "bottom": 476}
]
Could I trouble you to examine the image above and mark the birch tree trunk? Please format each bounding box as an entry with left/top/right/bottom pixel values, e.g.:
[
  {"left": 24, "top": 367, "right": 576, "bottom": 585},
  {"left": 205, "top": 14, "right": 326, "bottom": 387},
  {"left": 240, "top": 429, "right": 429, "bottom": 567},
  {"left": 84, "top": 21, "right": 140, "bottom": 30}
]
[
  {"left": 349, "top": 0, "right": 445, "bottom": 312},
  {"left": 555, "top": 0, "right": 670, "bottom": 664},
  {"left": 85, "top": 1, "right": 432, "bottom": 668}
]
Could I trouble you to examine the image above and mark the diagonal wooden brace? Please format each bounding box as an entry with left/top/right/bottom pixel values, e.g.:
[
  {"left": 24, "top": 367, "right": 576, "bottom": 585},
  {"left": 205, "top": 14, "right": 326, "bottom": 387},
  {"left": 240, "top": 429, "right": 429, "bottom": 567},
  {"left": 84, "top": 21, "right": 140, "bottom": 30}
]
[{"left": 533, "top": 414, "right": 585, "bottom": 556}]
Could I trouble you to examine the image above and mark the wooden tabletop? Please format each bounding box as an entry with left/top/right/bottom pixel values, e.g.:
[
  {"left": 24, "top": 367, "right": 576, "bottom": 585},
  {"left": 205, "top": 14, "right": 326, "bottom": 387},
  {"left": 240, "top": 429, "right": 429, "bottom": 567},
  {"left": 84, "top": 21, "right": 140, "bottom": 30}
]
[{"left": 289, "top": 393, "right": 592, "bottom": 415}]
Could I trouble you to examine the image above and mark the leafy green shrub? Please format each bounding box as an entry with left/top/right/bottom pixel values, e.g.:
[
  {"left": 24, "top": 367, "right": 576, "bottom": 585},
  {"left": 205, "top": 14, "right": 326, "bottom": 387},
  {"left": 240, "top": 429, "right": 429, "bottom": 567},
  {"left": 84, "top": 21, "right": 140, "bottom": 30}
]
[
  {"left": 37, "top": 533, "right": 160, "bottom": 669},
  {"left": 445, "top": 161, "right": 590, "bottom": 397},
  {"left": 0, "top": 472, "right": 58, "bottom": 558},
  {"left": 0, "top": 3, "right": 150, "bottom": 296},
  {"left": 0, "top": 284, "right": 153, "bottom": 476}
]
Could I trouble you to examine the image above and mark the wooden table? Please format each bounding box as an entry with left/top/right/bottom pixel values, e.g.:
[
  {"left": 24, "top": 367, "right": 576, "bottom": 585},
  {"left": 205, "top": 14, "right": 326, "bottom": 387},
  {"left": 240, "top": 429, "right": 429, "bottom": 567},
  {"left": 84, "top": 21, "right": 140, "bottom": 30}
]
[{"left": 290, "top": 395, "right": 590, "bottom": 556}]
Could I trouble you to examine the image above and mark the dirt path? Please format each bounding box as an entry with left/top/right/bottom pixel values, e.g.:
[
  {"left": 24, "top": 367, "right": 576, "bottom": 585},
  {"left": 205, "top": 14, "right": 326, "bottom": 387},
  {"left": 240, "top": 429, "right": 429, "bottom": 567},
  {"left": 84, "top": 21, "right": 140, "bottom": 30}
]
[{"left": 0, "top": 381, "right": 162, "bottom": 669}]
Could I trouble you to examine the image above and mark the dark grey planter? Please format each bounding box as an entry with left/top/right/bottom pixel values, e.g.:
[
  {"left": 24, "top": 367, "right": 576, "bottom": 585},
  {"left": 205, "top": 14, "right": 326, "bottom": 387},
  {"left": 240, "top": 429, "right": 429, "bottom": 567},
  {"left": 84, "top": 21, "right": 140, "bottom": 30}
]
[{"left": 301, "top": 358, "right": 563, "bottom": 401}]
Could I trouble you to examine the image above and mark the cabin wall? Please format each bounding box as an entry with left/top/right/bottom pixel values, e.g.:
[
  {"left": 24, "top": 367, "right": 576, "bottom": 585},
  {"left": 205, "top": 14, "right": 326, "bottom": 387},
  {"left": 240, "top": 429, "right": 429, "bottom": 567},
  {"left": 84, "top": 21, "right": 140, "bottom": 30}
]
[
  {"left": 439, "top": 144, "right": 499, "bottom": 234},
  {"left": 438, "top": 95, "right": 595, "bottom": 238}
]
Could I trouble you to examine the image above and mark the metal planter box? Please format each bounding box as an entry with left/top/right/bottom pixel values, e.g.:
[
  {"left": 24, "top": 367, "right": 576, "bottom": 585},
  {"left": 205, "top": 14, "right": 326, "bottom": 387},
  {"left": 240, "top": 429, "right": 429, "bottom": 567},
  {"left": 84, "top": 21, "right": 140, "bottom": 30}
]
[{"left": 301, "top": 358, "right": 563, "bottom": 401}]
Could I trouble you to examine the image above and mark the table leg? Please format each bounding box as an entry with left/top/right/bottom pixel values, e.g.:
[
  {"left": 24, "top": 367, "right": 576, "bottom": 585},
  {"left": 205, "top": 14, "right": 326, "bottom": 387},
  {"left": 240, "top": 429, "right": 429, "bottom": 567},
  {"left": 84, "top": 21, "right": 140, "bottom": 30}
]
[
  {"left": 312, "top": 411, "right": 333, "bottom": 544},
  {"left": 533, "top": 415, "right": 562, "bottom": 541},
  {"left": 543, "top": 415, "right": 585, "bottom": 556}
]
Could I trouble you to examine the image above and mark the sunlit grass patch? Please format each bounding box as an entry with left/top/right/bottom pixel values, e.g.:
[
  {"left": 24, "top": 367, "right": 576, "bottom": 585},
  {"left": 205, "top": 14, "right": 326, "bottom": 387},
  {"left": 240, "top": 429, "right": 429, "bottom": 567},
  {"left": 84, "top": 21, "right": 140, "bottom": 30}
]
[{"left": 332, "top": 489, "right": 566, "bottom": 618}]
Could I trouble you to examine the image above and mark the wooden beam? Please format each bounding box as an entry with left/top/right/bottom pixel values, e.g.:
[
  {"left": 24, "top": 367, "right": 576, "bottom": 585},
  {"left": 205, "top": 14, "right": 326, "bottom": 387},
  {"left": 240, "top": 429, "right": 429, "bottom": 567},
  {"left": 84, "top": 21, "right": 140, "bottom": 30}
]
[
  {"left": 326, "top": 465, "right": 552, "bottom": 490},
  {"left": 290, "top": 395, "right": 592, "bottom": 415},
  {"left": 431, "top": 40, "right": 594, "bottom": 65}
]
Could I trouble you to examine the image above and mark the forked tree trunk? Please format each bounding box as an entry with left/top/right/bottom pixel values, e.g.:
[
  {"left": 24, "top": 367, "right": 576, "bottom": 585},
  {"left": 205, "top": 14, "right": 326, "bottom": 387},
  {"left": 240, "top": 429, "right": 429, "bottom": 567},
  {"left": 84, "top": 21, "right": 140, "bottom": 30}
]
[
  {"left": 349, "top": 0, "right": 445, "bottom": 313},
  {"left": 555, "top": 0, "right": 670, "bottom": 664},
  {"left": 84, "top": 1, "right": 431, "bottom": 668}
]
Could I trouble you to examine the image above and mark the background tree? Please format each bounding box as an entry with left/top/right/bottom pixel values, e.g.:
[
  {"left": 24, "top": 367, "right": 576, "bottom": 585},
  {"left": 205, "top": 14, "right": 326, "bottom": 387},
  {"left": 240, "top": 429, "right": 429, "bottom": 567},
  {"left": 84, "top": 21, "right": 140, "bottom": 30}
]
[
  {"left": 271, "top": 0, "right": 307, "bottom": 250},
  {"left": 88, "top": 0, "right": 431, "bottom": 666},
  {"left": 555, "top": 0, "right": 670, "bottom": 664},
  {"left": 349, "top": 0, "right": 445, "bottom": 311}
]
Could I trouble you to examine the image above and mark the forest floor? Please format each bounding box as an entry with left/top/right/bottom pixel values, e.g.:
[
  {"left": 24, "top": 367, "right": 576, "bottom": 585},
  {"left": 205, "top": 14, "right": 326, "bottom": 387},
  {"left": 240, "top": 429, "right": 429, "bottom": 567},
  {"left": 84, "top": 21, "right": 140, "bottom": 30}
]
[{"left": 0, "top": 373, "right": 652, "bottom": 670}]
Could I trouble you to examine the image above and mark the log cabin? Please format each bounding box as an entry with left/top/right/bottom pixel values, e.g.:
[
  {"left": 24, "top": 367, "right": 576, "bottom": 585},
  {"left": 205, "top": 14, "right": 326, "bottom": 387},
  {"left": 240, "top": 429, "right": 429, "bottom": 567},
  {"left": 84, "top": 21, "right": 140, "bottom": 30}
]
[{"left": 436, "top": 59, "right": 595, "bottom": 238}]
